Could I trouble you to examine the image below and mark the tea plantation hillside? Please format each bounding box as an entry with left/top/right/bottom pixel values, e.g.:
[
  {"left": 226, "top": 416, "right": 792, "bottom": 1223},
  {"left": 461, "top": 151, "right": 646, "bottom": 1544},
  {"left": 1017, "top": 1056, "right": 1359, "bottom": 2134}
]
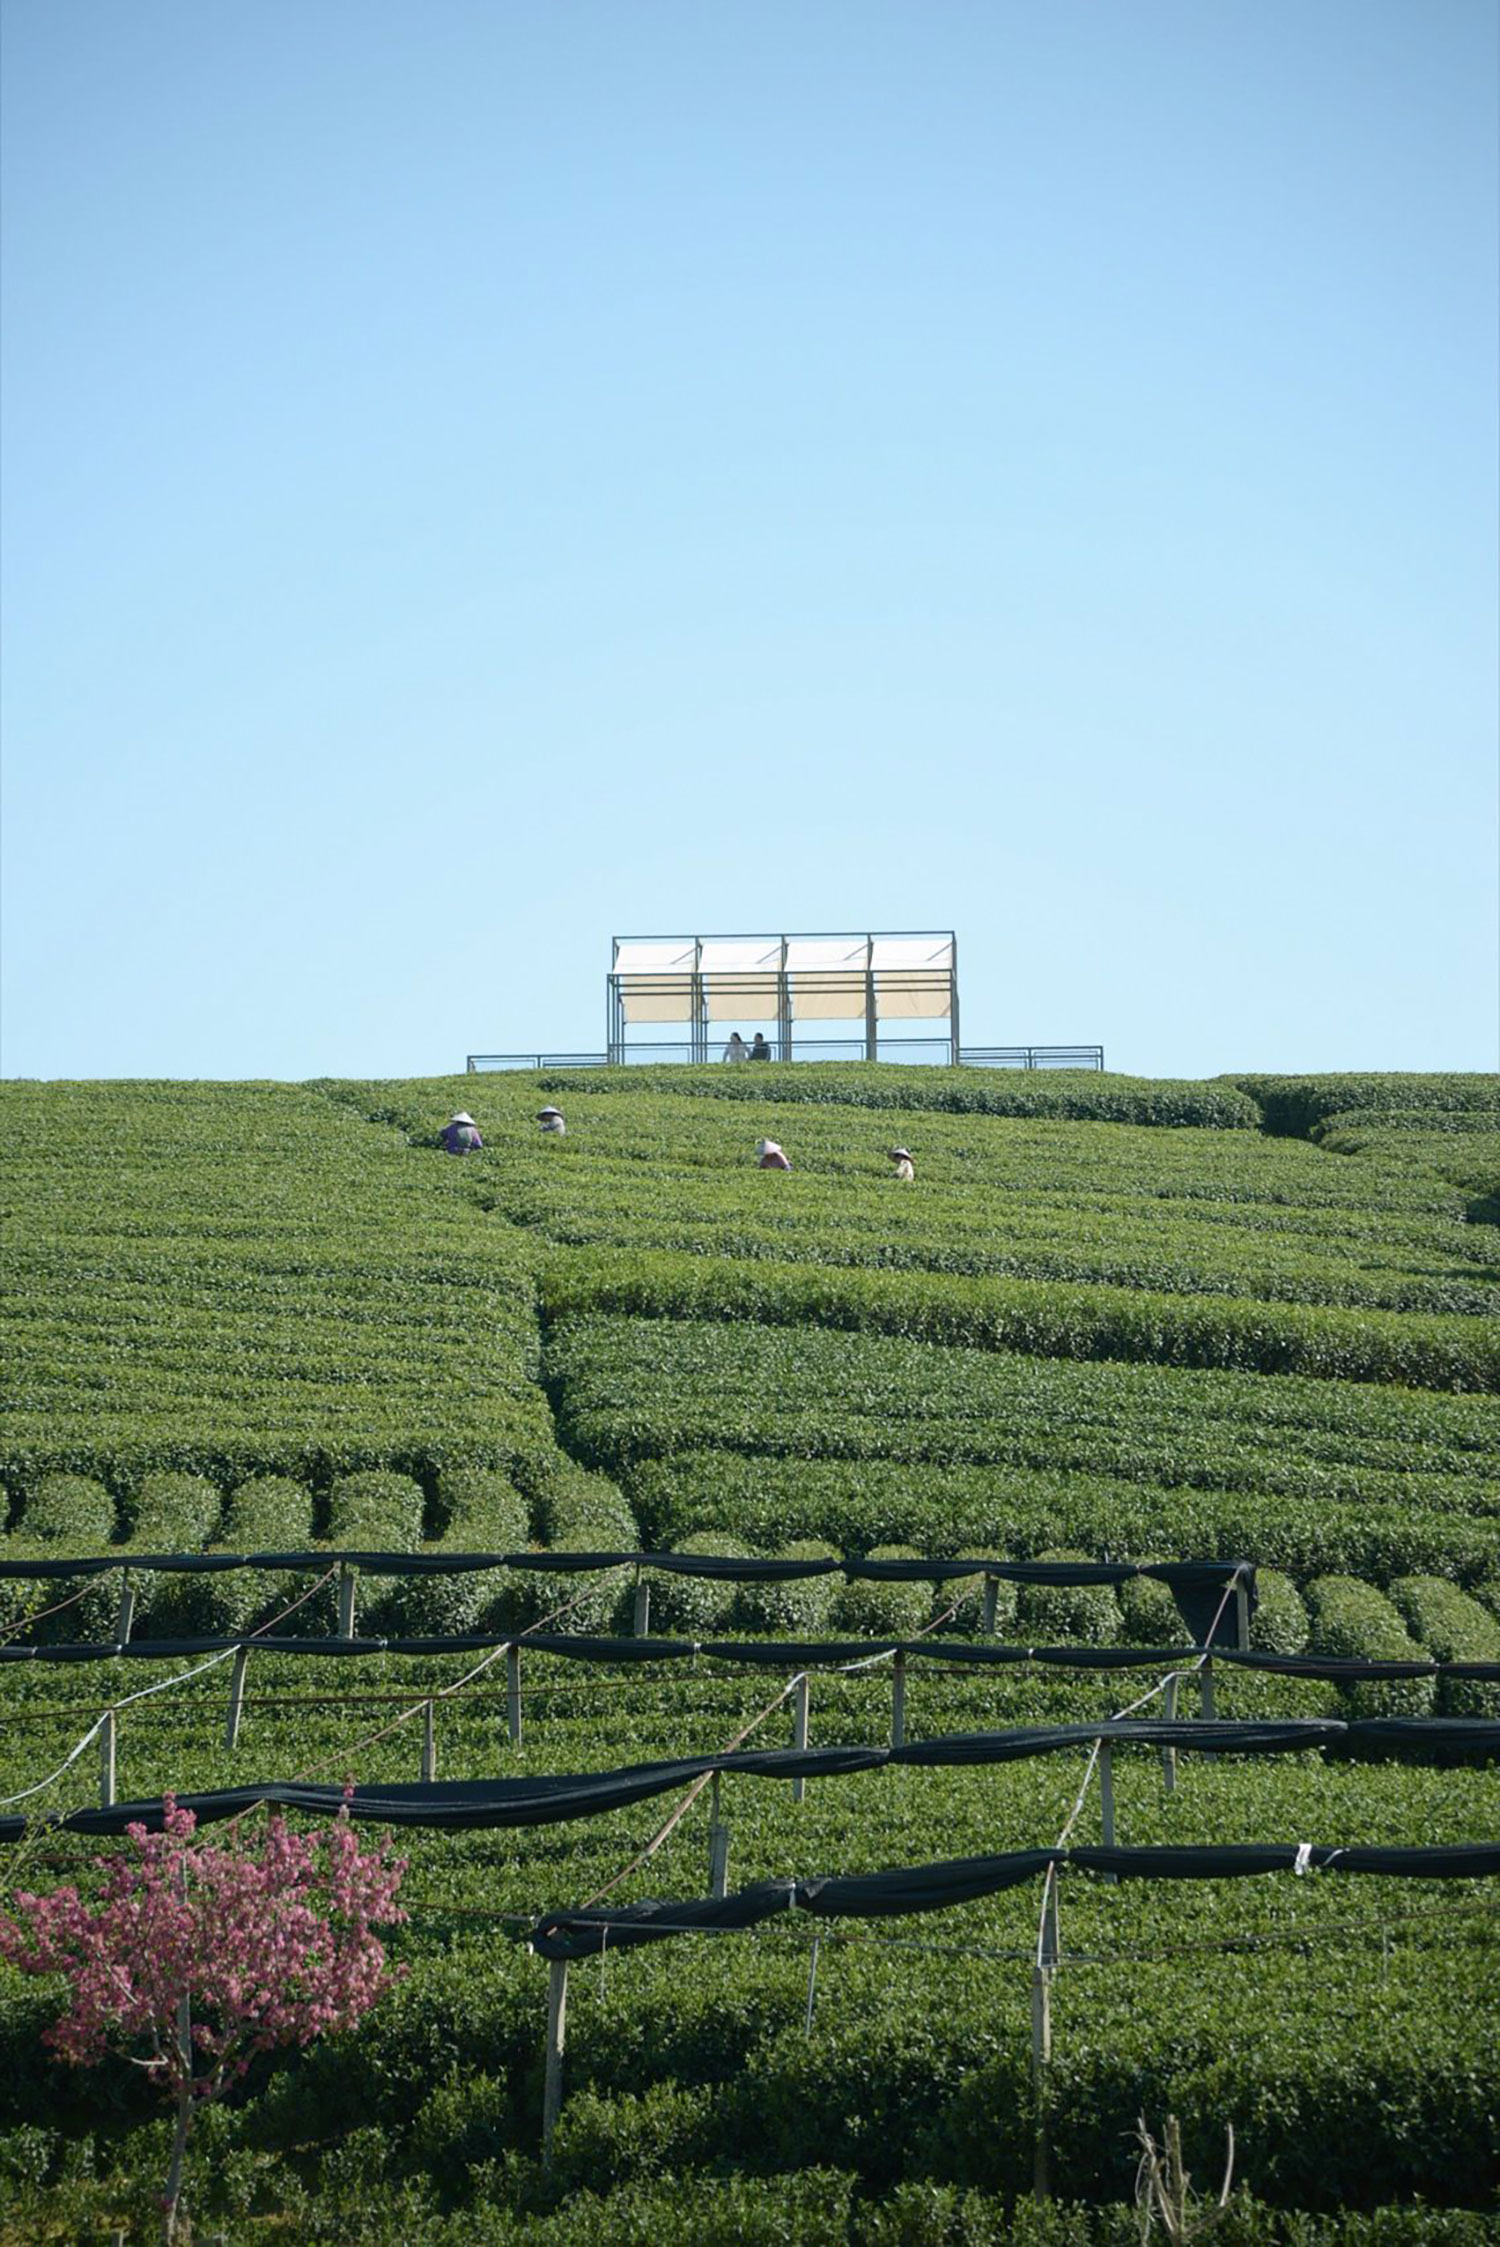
[{"left": 0, "top": 1069, "right": 1497, "bottom": 2243}]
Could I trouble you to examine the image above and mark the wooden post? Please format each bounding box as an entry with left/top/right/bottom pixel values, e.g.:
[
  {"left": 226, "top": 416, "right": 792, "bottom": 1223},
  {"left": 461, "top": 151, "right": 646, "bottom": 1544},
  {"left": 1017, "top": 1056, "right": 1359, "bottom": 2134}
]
[
  {"left": 421, "top": 1698, "right": 437, "bottom": 1782},
  {"left": 337, "top": 1565, "right": 356, "bottom": 1640},
  {"left": 890, "top": 1652, "right": 907, "bottom": 1748},
  {"left": 1098, "top": 1741, "right": 1116, "bottom": 1881},
  {"left": 804, "top": 1937, "right": 821, "bottom": 2034},
  {"left": 708, "top": 1773, "right": 730, "bottom": 1899},
  {"left": 981, "top": 1576, "right": 999, "bottom": 1636},
  {"left": 1235, "top": 1571, "right": 1252, "bottom": 1652},
  {"left": 633, "top": 1578, "right": 651, "bottom": 1637},
  {"left": 506, "top": 1644, "right": 523, "bottom": 1748},
  {"left": 1041, "top": 1869, "right": 1060, "bottom": 1967},
  {"left": 224, "top": 1646, "right": 250, "bottom": 1750},
  {"left": 542, "top": 1957, "right": 568, "bottom": 2161},
  {"left": 1031, "top": 1867, "right": 1057, "bottom": 2200},
  {"left": 114, "top": 1569, "right": 136, "bottom": 1645},
  {"left": 99, "top": 1710, "right": 116, "bottom": 1808},
  {"left": 1161, "top": 1674, "right": 1178, "bottom": 1793},
  {"left": 792, "top": 1674, "right": 809, "bottom": 1803},
  {"left": 1199, "top": 1657, "right": 1215, "bottom": 1720}
]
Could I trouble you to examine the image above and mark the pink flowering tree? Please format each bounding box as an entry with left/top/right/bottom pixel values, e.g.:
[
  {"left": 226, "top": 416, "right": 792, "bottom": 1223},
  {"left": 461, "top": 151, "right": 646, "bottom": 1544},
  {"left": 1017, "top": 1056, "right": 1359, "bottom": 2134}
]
[{"left": 0, "top": 1795, "right": 406, "bottom": 2242}]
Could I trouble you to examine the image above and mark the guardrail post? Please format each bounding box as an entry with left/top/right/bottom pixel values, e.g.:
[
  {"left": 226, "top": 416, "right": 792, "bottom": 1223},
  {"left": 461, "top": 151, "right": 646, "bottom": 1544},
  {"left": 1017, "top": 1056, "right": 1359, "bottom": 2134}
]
[
  {"left": 633, "top": 1575, "right": 651, "bottom": 1637},
  {"left": 421, "top": 1699, "right": 437, "bottom": 1782},
  {"left": 99, "top": 1711, "right": 116, "bottom": 1808},
  {"left": 1162, "top": 1675, "right": 1178, "bottom": 1793},
  {"left": 338, "top": 1565, "right": 357, "bottom": 1640},
  {"left": 792, "top": 1674, "right": 810, "bottom": 1802},
  {"left": 542, "top": 1957, "right": 568, "bottom": 2163},
  {"left": 224, "top": 1646, "right": 250, "bottom": 1750},
  {"left": 506, "top": 1645, "right": 523, "bottom": 1748},
  {"left": 890, "top": 1652, "right": 907, "bottom": 1748},
  {"left": 114, "top": 1569, "right": 135, "bottom": 1645},
  {"left": 708, "top": 1773, "right": 730, "bottom": 1898},
  {"left": 1199, "top": 1657, "right": 1215, "bottom": 1720},
  {"left": 981, "top": 1576, "right": 999, "bottom": 1636}
]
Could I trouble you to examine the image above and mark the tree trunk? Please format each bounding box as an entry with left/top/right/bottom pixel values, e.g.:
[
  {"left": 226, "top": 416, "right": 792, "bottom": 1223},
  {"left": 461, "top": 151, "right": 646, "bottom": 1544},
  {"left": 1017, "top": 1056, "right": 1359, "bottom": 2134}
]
[{"left": 161, "top": 2077, "right": 192, "bottom": 2243}]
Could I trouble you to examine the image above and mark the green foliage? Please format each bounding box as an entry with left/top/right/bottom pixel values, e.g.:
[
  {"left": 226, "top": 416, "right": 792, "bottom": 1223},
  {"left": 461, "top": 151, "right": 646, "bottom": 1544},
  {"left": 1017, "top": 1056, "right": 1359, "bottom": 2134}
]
[
  {"left": 1249, "top": 1570, "right": 1310, "bottom": 1656},
  {"left": 1116, "top": 1570, "right": 1181, "bottom": 1646},
  {"left": 535, "top": 1460, "right": 638, "bottom": 1549},
  {"left": 832, "top": 1548, "right": 935, "bottom": 1637},
  {"left": 540, "top": 1063, "right": 1263, "bottom": 1128},
  {"left": 386, "top": 1471, "right": 532, "bottom": 1637},
  {"left": 1016, "top": 1552, "right": 1122, "bottom": 1645},
  {"left": 0, "top": 1080, "right": 553, "bottom": 1496},
  {"left": 1388, "top": 1576, "right": 1500, "bottom": 1717},
  {"left": 4, "top": 1068, "right": 1499, "bottom": 2227},
  {"left": 624, "top": 1453, "right": 1498, "bottom": 1589},
  {"left": 1236, "top": 1074, "right": 1500, "bottom": 1139},
  {"left": 635, "top": 1535, "right": 751, "bottom": 1636},
  {"left": 163, "top": 1472, "right": 319, "bottom": 1637},
  {"left": 732, "top": 1544, "right": 844, "bottom": 1637},
  {"left": 328, "top": 1469, "right": 429, "bottom": 1549},
  {"left": 121, "top": 1471, "right": 223, "bottom": 1547},
  {"left": 19, "top": 1474, "right": 116, "bottom": 1548},
  {"left": 542, "top": 1248, "right": 1500, "bottom": 1394},
  {"left": 549, "top": 1319, "right": 1497, "bottom": 1527},
  {"left": 1304, "top": 1577, "right": 1436, "bottom": 1718}
]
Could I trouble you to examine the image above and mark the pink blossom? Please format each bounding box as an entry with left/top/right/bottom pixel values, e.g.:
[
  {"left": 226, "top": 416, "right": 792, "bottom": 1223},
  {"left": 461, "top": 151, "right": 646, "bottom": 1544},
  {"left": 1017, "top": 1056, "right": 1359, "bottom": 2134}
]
[{"left": 0, "top": 1795, "right": 406, "bottom": 2240}]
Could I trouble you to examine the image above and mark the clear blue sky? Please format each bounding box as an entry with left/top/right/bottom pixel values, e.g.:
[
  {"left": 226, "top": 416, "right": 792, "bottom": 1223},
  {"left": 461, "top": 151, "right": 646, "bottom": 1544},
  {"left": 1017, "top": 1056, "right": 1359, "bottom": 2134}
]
[{"left": 3, "top": 1, "right": 1496, "bottom": 1082}]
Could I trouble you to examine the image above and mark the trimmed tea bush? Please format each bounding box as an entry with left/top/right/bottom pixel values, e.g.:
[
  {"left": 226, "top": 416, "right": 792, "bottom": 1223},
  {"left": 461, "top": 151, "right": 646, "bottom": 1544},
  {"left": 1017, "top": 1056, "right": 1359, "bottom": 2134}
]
[
  {"left": 1249, "top": 1569, "right": 1310, "bottom": 1656},
  {"left": 832, "top": 1548, "right": 934, "bottom": 1638},
  {"left": 1305, "top": 1576, "right": 1436, "bottom": 1717},
  {"left": 123, "top": 1472, "right": 222, "bottom": 1547},
  {"left": 732, "top": 1543, "right": 842, "bottom": 1636},
  {"left": 176, "top": 1474, "right": 318, "bottom": 1638},
  {"left": 1389, "top": 1575, "right": 1500, "bottom": 1717},
  {"left": 1116, "top": 1571, "right": 1182, "bottom": 1646},
  {"left": 385, "top": 1470, "right": 530, "bottom": 1637},
  {"left": 21, "top": 1475, "right": 116, "bottom": 1549},
  {"left": 633, "top": 1534, "right": 751, "bottom": 1636},
  {"left": 1016, "top": 1552, "right": 1122, "bottom": 1645}
]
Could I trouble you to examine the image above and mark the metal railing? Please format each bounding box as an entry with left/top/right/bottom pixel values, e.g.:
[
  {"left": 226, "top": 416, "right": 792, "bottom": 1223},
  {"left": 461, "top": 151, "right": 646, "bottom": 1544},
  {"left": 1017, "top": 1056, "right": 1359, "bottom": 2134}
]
[
  {"left": 962, "top": 1047, "right": 1106, "bottom": 1071},
  {"left": 469, "top": 1042, "right": 1104, "bottom": 1072}
]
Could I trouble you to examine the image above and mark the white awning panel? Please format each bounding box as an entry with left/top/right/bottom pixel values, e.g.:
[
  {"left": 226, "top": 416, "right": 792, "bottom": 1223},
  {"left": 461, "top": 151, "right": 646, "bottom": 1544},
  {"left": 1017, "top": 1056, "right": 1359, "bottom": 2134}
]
[
  {"left": 869, "top": 935, "right": 954, "bottom": 972},
  {"left": 698, "top": 938, "right": 781, "bottom": 976},
  {"left": 620, "top": 980, "right": 696, "bottom": 1024},
  {"left": 704, "top": 979, "right": 781, "bottom": 1021},
  {"left": 791, "top": 974, "right": 869, "bottom": 1020},
  {"left": 783, "top": 937, "right": 868, "bottom": 974},
  {"left": 876, "top": 977, "right": 951, "bottom": 1019},
  {"left": 614, "top": 940, "right": 696, "bottom": 976}
]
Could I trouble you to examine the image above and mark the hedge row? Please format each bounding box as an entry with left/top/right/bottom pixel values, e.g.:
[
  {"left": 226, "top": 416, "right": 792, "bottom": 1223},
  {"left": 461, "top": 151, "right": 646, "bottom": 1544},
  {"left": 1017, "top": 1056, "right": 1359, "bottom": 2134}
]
[
  {"left": 1388, "top": 1577, "right": 1500, "bottom": 1718},
  {"left": 540, "top": 1248, "right": 1500, "bottom": 1393},
  {"left": 533, "top": 1064, "right": 1264, "bottom": 1129},
  {"left": 1235, "top": 1074, "right": 1500, "bottom": 1139},
  {"left": 1304, "top": 1578, "right": 1435, "bottom": 1718}
]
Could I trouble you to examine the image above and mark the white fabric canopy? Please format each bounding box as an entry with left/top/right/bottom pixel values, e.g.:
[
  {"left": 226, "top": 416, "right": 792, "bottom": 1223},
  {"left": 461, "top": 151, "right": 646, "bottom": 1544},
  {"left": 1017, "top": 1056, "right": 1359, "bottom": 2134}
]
[
  {"left": 611, "top": 934, "right": 953, "bottom": 1030},
  {"left": 790, "top": 974, "right": 869, "bottom": 1020},
  {"left": 614, "top": 940, "right": 696, "bottom": 976},
  {"left": 869, "top": 935, "right": 954, "bottom": 972},
  {"left": 875, "top": 976, "right": 951, "bottom": 1020},
  {"left": 620, "top": 981, "right": 695, "bottom": 1024},
  {"left": 705, "top": 980, "right": 780, "bottom": 1021},
  {"left": 783, "top": 937, "right": 868, "bottom": 973}
]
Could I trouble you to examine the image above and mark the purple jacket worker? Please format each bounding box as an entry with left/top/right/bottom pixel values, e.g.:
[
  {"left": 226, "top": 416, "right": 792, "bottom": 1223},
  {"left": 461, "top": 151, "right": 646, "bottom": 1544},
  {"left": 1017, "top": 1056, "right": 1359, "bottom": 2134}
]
[{"left": 442, "top": 1111, "right": 483, "bottom": 1155}]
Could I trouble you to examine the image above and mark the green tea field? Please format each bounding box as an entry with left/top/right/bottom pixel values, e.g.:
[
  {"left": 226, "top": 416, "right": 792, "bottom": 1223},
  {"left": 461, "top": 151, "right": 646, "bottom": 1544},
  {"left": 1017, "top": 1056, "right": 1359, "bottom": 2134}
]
[{"left": 1, "top": 1067, "right": 1497, "bottom": 2244}]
